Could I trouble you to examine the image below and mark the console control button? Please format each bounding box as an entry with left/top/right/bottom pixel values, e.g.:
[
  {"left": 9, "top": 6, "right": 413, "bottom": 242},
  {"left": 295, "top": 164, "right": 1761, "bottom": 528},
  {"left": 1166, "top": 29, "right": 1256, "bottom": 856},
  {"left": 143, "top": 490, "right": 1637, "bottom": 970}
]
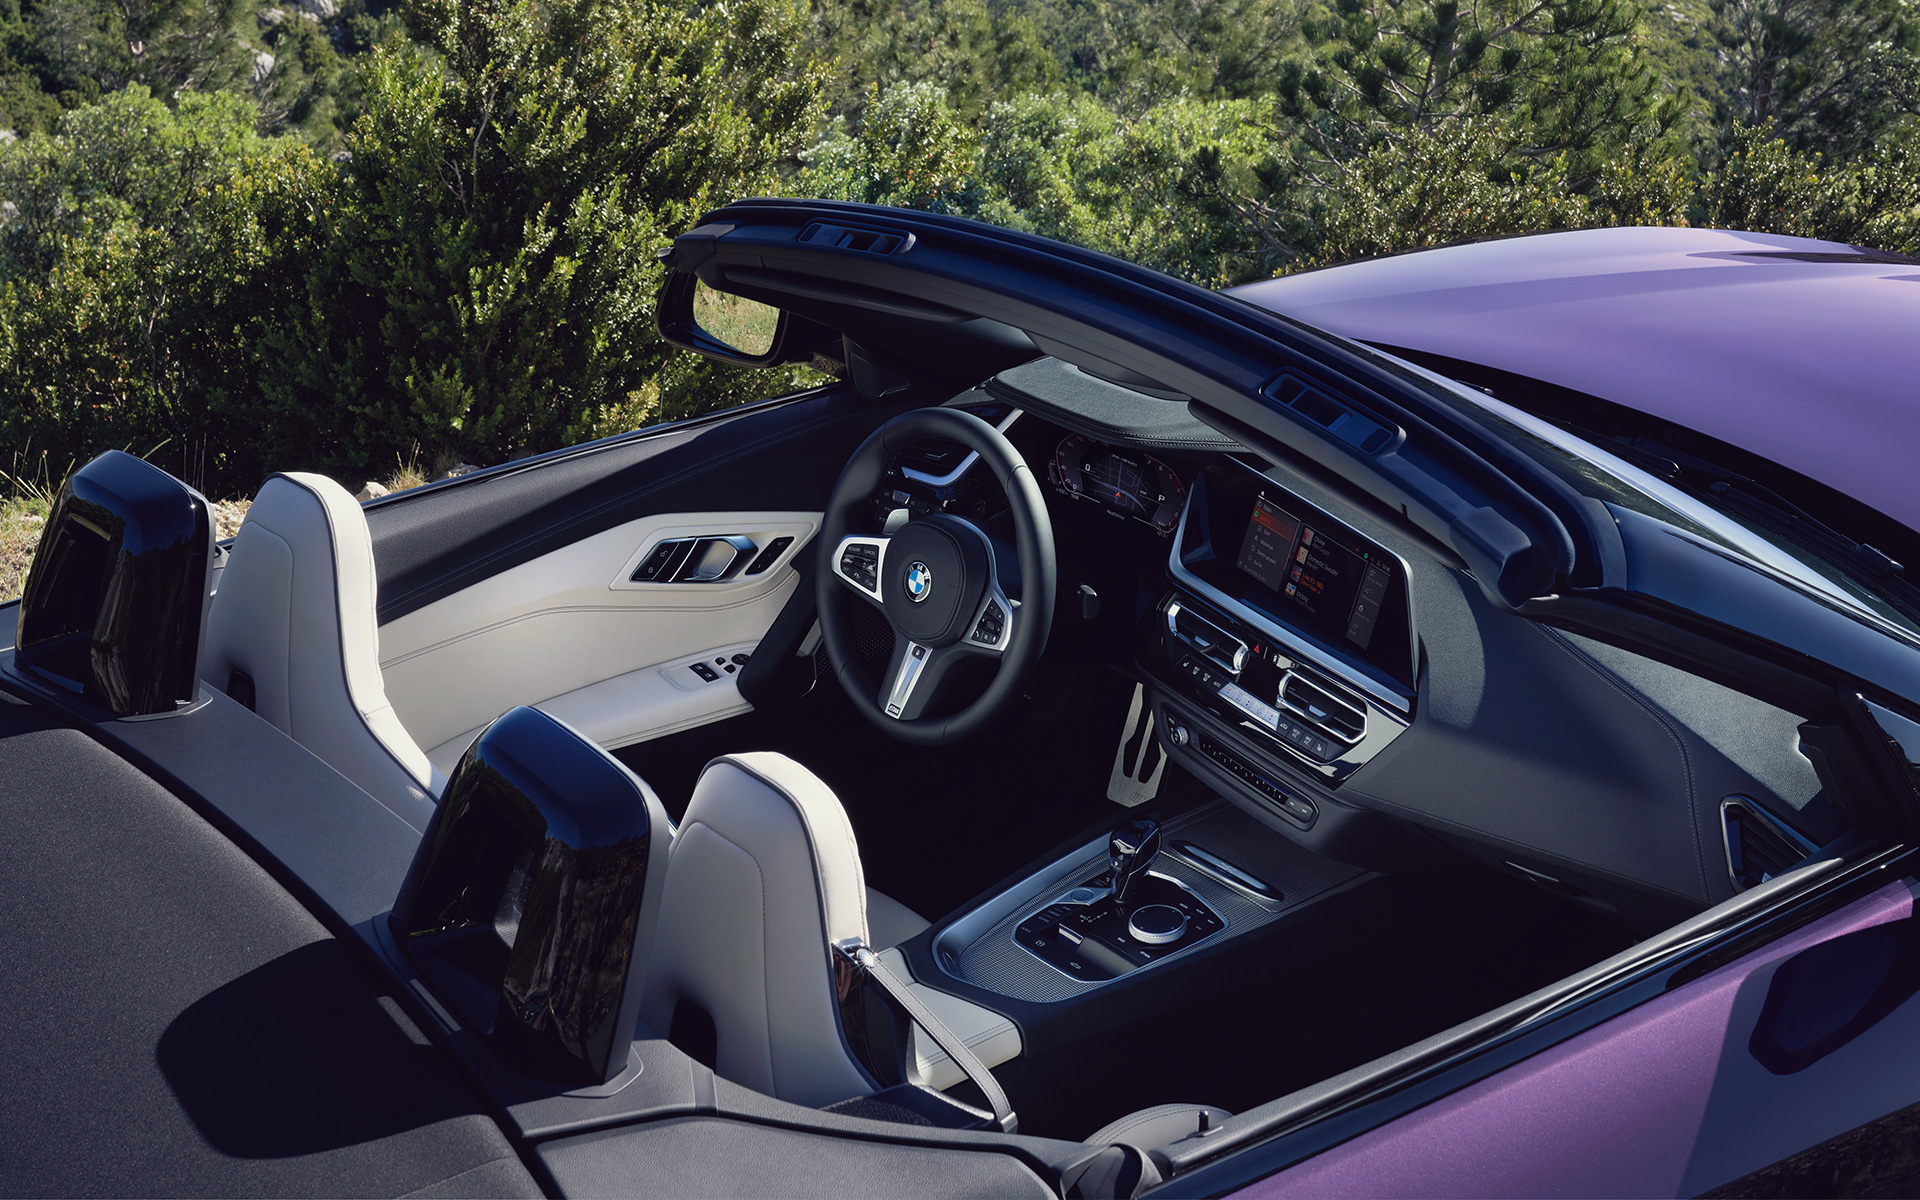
[
  {"left": 839, "top": 543, "right": 880, "bottom": 591},
  {"left": 632, "top": 541, "right": 680, "bottom": 581},
  {"left": 1128, "top": 904, "right": 1188, "bottom": 945}
]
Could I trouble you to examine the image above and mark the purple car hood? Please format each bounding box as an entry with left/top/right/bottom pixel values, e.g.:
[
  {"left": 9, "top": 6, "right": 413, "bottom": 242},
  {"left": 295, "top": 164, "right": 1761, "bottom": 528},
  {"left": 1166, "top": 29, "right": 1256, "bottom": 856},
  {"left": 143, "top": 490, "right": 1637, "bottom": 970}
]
[{"left": 1230, "top": 227, "right": 1920, "bottom": 533}]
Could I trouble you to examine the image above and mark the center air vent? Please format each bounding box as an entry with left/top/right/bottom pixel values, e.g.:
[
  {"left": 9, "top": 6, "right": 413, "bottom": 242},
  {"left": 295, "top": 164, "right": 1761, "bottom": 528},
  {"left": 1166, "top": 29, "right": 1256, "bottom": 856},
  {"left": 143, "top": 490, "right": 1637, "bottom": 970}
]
[
  {"left": 799, "top": 222, "right": 914, "bottom": 255},
  {"left": 1279, "top": 673, "right": 1366, "bottom": 743}
]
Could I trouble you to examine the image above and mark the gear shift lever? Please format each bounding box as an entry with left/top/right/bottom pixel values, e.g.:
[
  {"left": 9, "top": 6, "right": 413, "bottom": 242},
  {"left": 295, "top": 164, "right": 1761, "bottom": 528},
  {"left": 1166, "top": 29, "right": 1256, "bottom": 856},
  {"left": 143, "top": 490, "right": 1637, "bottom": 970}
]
[{"left": 1109, "top": 819, "right": 1161, "bottom": 907}]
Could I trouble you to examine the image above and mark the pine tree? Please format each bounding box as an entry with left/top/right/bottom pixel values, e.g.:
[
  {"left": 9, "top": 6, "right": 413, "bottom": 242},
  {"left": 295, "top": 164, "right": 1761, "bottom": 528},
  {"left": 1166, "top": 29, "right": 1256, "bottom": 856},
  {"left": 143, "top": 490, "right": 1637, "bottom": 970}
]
[{"left": 1709, "top": 0, "right": 1920, "bottom": 158}]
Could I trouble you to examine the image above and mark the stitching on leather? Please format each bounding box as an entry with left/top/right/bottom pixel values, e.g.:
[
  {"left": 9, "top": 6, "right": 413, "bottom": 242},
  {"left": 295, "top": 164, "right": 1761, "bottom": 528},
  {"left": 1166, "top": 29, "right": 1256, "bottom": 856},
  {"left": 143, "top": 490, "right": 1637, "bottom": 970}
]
[
  {"left": 380, "top": 583, "right": 787, "bottom": 669},
  {"left": 717, "top": 754, "right": 867, "bottom": 938},
  {"left": 1540, "top": 627, "right": 1709, "bottom": 900}
]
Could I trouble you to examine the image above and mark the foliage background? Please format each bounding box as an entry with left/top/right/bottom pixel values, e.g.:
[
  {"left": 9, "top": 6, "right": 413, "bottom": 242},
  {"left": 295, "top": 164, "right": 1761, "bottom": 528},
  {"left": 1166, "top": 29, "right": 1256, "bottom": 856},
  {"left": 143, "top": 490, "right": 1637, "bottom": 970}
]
[{"left": 0, "top": 0, "right": 1915, "bottom": 502}]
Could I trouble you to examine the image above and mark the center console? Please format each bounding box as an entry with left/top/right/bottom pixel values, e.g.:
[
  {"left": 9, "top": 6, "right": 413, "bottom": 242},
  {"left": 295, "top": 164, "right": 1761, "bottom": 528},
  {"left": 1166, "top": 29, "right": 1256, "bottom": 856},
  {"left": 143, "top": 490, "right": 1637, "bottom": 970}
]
[
  {"left": 1011, "top": 819, "right": 1228, "bottom": 982},
  {"left": 1140, "top": 459, "right": 1417, "bottom": 849}
]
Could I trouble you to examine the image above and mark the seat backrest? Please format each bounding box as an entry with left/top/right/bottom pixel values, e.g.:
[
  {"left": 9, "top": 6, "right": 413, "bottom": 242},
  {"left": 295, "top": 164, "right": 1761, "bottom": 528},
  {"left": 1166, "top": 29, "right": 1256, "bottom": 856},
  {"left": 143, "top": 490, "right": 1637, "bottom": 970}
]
[
  {"left": 201, "top": 473, "right": 440, "bottom": 829},
  {"left": 640, "top": 751, "right": 879, "bottom": 1109}
]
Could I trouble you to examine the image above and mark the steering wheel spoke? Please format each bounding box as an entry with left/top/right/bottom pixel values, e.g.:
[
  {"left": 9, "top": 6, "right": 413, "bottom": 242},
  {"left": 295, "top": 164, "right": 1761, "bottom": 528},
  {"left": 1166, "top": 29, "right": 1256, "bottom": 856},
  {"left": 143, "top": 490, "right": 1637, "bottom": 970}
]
[
  {"left": 830, "top": 535, "right": 890, "bottom": 606},
  {"left": 881, "top": 637, "right": 966, "bottom": 721}
]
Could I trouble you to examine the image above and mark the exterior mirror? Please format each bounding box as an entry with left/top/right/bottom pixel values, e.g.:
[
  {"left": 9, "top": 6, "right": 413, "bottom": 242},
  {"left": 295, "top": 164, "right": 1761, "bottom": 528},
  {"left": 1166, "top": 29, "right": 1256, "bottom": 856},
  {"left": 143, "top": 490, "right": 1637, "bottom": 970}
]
[
  {"left": 693, "top": 276, "right": 779, "bottom": 356},
  {"left": 657, "top": 268, "right": 839, "bottom": 368}
]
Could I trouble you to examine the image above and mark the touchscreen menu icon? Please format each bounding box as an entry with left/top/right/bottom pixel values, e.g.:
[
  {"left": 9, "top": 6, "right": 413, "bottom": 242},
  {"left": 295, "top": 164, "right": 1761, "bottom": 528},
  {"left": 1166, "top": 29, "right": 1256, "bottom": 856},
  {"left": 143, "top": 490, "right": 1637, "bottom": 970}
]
[
  {"left": 1235, "top": 495, "right": 1299, "bottom": 595},
  {"left": 1236, "top": 491, "right": 1396, "bottom": 652}
]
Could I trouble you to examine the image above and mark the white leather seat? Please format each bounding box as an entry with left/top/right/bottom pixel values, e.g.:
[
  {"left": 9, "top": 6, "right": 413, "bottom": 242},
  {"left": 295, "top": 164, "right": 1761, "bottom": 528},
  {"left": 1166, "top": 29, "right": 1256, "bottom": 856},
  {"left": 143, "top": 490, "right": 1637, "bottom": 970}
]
[
  {"left": 641, "top": 752, "right": 935, "bottom": 1108},
  {"left": 201, "top": 473, "right": 442, "bottom": 830}
]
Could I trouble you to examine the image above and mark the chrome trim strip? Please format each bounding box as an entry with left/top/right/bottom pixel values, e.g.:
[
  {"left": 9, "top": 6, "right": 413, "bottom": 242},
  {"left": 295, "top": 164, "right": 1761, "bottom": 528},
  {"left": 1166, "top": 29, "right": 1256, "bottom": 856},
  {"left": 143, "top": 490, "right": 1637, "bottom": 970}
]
[
  {"left": 1167, "top": 486, "right": 1413, "bottom": 715},
  {"left": 1167, "top": 600, "right": 1251, "bottom": 675},
  {"left": 901, "top": 408, "right": 1024, "bottom": 487},
  {"left": 885, "top": 641, "right": 931, "bottom": 718},
  {"left": 1167, "top": 840, "right": 1282, "bottom": 909}
]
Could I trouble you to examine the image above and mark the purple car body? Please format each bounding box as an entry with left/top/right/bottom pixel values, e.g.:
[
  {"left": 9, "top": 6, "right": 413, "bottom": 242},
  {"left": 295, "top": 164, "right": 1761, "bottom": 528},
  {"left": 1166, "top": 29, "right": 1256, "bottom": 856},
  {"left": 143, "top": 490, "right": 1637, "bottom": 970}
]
[
  {"left": 1225, "top": 228, "right": 1920, "bottom": 1198},
  {"left": 1231, "top": 227, "right": 1920, "bottom": 533}
]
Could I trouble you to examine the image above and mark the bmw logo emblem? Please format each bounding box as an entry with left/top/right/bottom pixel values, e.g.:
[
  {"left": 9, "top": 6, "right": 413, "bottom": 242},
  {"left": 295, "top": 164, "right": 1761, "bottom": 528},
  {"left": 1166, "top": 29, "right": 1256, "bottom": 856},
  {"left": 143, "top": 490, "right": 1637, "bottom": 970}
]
[{"left": 905, "top": 561, "right": 933, "bottom": 603}]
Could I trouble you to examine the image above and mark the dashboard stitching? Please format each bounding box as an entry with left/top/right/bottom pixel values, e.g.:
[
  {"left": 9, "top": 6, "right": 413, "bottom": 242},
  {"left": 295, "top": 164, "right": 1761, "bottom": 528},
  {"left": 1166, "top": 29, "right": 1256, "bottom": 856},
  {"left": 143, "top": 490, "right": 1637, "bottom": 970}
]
[{"left": 1538, "top": 626, "right": 1710, "bottom": 902}]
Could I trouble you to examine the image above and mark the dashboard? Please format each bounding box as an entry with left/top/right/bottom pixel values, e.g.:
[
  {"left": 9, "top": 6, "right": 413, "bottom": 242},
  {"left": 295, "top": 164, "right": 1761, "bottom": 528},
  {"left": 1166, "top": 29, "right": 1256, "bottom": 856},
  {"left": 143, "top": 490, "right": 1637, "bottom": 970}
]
[
  {"left": 866, "top": 388, "right": 1826, "bottom": 923},
  {"left": 871, "top": 401, "right": 1417, "bottom": 827}
]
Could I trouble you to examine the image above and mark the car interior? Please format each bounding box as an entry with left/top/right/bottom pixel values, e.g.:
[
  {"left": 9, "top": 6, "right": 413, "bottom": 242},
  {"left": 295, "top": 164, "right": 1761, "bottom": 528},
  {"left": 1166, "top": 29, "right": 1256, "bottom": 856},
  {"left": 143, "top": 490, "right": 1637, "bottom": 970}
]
[{"left": 163, "top": 336, "right": 1853, "bottom": 1160}]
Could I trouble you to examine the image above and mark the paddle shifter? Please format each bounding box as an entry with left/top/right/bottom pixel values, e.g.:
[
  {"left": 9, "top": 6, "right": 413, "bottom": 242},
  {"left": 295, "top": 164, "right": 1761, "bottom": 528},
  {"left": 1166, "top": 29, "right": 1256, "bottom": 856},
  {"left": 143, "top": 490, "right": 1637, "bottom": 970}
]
[{"left": 1108, "top": 819, "right": 1162, "bottom": 907}]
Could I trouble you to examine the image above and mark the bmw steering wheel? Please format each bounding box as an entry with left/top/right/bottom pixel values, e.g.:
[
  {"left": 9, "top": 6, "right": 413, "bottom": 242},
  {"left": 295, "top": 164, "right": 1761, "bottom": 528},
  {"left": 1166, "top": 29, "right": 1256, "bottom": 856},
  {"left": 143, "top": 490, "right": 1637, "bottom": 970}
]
[{"left": 817, "top": 408, "right": 1057, "bottom": 746}]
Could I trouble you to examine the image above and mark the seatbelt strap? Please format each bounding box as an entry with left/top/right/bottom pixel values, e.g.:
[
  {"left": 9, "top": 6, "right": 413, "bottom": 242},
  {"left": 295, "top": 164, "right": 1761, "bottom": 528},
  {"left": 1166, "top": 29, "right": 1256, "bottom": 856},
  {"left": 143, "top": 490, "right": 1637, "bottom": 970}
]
[{"left": 835, "top": 937, "right": 1018, "bottom": 1134}]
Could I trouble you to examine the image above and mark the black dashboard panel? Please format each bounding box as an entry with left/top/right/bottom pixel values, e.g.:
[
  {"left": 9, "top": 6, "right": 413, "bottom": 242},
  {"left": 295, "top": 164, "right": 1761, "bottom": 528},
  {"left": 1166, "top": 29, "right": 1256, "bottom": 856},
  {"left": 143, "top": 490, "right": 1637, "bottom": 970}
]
[{"left": 1177, "top": 459, "right": 1416, "bottom": 692}]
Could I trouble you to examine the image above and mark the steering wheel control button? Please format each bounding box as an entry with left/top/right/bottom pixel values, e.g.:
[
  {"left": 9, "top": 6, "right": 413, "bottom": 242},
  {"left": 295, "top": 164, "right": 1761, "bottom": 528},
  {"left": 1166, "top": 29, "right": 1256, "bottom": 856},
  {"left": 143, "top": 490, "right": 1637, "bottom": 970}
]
[
  {"left": 1128, "top": 904, "right": 1188, "bottom": 945},
  {"left": 838, "top": 542, "right": 881, "bottom": 592},
  {"left": 905, "top": 561, "right": 934, "bottom": 603},
  {"left": 971, "top": 599, "right": 1006, "bottom": 645}
]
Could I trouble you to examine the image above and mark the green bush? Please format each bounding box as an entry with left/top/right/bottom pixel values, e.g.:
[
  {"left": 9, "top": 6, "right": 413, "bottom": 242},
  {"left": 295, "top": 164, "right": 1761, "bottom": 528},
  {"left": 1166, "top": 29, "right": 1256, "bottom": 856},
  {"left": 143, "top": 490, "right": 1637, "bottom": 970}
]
[
  {"left": 246, "top": 0, "right": 824, "bottom": 486},
  {"left": 0, "top": 87, "right": 326, "bottom": 494},
  {"left": 1707, "top": 122, "right": 1920, "bottom": 253}
]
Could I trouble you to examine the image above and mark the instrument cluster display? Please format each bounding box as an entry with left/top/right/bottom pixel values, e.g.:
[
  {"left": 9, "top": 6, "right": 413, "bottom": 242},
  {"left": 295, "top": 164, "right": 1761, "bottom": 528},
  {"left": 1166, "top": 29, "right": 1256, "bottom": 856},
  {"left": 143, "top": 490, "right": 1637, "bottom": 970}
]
[{"left": 1050, "top": 435, "right": 1186, "bottom": 535}]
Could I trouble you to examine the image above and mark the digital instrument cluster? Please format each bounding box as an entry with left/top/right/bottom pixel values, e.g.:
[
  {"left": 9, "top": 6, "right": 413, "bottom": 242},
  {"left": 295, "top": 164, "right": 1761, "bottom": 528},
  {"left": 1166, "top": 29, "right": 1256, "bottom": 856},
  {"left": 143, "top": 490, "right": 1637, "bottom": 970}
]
[{"left": 1049, "top": 434, "right": 1186, "bottom": 534}]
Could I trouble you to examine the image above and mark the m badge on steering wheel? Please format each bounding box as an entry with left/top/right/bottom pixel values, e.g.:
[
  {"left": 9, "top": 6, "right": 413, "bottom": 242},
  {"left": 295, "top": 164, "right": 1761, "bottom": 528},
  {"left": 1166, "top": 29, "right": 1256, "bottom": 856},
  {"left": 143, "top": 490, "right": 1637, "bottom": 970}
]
[{"left": 905, "top": 562, "right": 934, "bottom": 603}]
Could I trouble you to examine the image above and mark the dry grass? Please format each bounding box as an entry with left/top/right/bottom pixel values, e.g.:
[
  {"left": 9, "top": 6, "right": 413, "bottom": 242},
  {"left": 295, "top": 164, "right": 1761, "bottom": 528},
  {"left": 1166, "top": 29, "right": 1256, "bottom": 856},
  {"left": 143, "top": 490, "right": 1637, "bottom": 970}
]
[
  {"left": 1, "top": 494, "right": 50, "bottom": 605},
  {"left": 0, "top": 441, "right": 433, "bottom": 604},
  {"left": 2, "top": 495, "right": 253, "bottom": 604}
]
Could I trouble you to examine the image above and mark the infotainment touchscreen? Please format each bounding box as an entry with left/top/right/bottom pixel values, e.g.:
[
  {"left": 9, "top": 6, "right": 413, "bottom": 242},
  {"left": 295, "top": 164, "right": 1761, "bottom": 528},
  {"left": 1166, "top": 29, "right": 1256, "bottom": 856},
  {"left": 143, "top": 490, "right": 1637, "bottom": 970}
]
[
  {"left": 1179, "top": 460, "right": 1415, "bottom": 688},
  {"left": 1235, "top": 491, "right": 1396, "bottom": 652}
]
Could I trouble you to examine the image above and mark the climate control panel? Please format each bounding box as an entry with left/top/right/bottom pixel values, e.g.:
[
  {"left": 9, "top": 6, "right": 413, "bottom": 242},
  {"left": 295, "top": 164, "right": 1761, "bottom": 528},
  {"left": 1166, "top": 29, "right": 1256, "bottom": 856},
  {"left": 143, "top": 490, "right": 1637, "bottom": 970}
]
[{"left": 1147, "top": 591, "right": 1410, "bottom": 787}]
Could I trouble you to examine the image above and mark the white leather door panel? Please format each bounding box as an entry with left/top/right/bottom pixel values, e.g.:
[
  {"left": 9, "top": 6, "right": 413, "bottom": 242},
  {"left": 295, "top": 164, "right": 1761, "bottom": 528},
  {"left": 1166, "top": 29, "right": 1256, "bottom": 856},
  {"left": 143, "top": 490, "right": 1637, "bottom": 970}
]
[{"left": 379, "top": 511, "right": 818, "bottom": 758}]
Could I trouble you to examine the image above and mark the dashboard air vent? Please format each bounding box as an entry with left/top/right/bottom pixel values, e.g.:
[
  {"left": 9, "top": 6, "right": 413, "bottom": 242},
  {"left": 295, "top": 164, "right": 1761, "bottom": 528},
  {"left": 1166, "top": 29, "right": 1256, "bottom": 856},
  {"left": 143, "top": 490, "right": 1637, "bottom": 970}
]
[
  {"left": 799, "top": 222, "right": 914, "bottom": 255},
  {"left": 1264, "top": 375, "right": 1394, "bottom": 453},
  {"left": 1722, "top": 796, "right": 1819, "bottom": 891},
  {"left": 1280, "top": 673, "right": 1366, "bottom": 743}
]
